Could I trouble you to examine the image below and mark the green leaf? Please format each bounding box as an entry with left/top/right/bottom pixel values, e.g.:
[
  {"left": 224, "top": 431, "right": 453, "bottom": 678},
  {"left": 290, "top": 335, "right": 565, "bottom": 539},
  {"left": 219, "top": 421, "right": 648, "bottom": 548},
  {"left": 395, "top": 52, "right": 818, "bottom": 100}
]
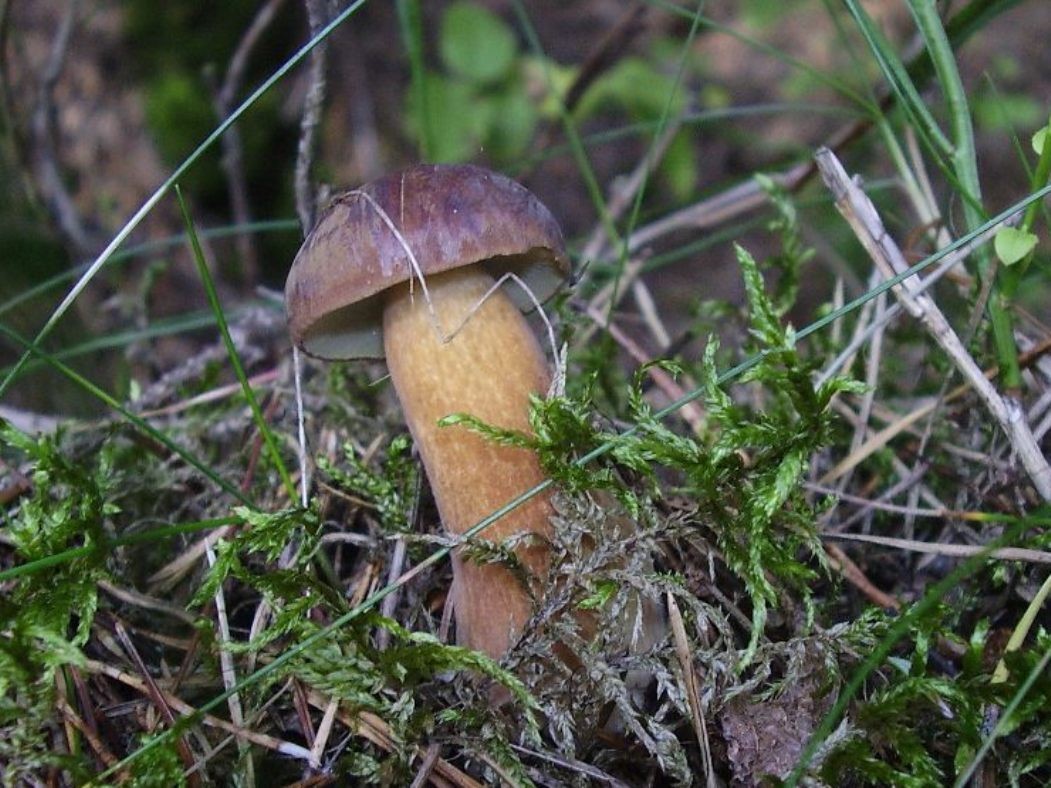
[
  {"left": 486, "top": 87, "right": 538, "bottom": 160},
  {"left": 577, "top": 57, "right": 683, "bottom": 121},
  {"left": 440, "top": 1, "right": 517, "bottom": 86},
  {"left": 1033, "top": 126, "right": 1048, "bottom": 155},
  {"left": 660, "top": 132, "right": 697, "bottom": 202},
  {"left": 405, "top": 73, "right": 484, "bottom": 163},
  {"left": 994, "top": 226, "right": 1038, "bottom": 266}
]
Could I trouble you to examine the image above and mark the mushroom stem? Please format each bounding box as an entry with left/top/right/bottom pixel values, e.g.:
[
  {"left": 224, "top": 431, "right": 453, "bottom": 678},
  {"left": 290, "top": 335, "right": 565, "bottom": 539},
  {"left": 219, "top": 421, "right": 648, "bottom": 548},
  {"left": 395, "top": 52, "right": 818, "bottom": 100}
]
[{"left": 382, "top": 266, "right": 553, "bottom": 657}]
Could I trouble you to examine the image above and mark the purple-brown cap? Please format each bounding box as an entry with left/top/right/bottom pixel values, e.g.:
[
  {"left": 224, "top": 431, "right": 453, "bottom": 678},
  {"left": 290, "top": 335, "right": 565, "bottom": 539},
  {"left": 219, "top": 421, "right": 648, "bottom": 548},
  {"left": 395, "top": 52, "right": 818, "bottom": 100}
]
[{"left": 285, "top": 164, "right": 570, "bottom": 360}]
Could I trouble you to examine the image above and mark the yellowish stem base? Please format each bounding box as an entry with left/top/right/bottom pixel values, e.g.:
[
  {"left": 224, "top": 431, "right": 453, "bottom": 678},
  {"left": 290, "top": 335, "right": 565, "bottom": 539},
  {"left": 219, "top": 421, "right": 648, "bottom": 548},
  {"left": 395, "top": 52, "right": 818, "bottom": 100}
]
[{"left": 383, "top": 266, "right": 553, "bottom": 657}]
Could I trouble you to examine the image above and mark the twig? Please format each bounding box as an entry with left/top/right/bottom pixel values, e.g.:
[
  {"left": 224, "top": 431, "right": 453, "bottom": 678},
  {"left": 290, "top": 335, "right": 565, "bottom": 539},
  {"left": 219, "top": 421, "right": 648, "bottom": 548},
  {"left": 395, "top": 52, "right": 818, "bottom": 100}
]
[
  {"left": 304, "top": 688, "right": 483, "bottom": 788},
  {"left": 824, "top": 532, "right": 1051, "bottom": 565},
  {"left": 509, "top": 743, "right": 631, "bottom": 787},
  {"left": 816, "top": 148, "right": 1051, "bottom": 501},
  {"left": 408, "top": 743, "right": 441, "bottom": 788},
  {"left": 627, "top": 162, "right": 811, "bottom": 256},
  {"left": 376, "top": 536, "right": 408, "bottom": 650},
  {"left": 213, "top": 0, "right": 288, "bottom": 281},
  {"left": 584, "top": 13, "right": 991, "bottom": 330},
  {"left": 204, "top": 542, "right": 252, "bottom": 775},
  {"left": 632, "top": 277, "right": 672, "bottom": 350},
  {"left": 667, "top": 592, "right": 715, "bottom": 788},
  {"left": 148, "top": 526, "right": 236, "bottom": 592},
  {"left": 29, "top": 0, "right": 95, "bottom": 254},
  {"left": 84, "top": 659, "right": 315, "bottom": 762},
  {"left": 525, "top": 4, "right": 648, "bottom": 178},
  {"left": 580, "top": 110, "right": 685, "bottom": 264},
  {"left": 138, "top": 369, "right": 280, "bottom": 419},
  {"left": 294, "top": 346, "right": 312, "bottom": 506},
  {"left": 581, "top": 163, "right": 811, "bottom": 345},
  {"left": 55, "top": 695, "right": 126, "bottom": 778},
  {"left": 309, "top": 696, "right": 339, "bottom": 771},
  {"left": 822, "top": 334, "right": 1051, "bottom": 485},
  {"left": 99, "top": 580, "right": 199, "bottom": 626},
  {"left": 112, "top": 620, "right": 200, "bottom": 778},
  {"left": 830, "top": 270, "right": 887, "bottom": 497},
  {"left": 821, "top": 395, "right": 944, "bottom": 485},
  {"left": 581, "top": 302, "right": 704, "bottom": 432},
  {"left": 809, "top": 481, "right": 968, "bottom": 520},
  {"left": 823, "top": 543, "right": 900, "bottom": 611},
  {"left": 295, "top": 0, "right": 332, "bottom": 234},
  {"left": 341, "top": 24, "right": 383, "bottom": 181}
]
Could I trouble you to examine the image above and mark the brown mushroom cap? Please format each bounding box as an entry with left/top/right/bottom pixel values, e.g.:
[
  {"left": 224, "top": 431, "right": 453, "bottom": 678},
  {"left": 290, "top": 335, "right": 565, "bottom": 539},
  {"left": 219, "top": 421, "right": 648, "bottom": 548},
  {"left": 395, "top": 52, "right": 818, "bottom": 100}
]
[{"left": 285, "top": 163, "right": 570, "bottom": 360}]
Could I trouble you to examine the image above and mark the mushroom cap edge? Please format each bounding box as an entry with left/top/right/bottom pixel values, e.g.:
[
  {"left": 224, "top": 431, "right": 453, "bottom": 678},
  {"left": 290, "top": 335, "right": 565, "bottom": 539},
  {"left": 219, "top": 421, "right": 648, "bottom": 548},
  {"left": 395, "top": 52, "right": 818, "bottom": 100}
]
[{"left": 284, "top": 163, "right": 570, "bottom": 360}]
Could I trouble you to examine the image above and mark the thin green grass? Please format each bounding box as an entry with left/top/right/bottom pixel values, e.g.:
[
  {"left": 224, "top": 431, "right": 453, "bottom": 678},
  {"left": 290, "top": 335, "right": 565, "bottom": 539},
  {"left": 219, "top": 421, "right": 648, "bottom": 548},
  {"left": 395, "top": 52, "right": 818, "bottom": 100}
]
[
  {"left": 175, "top": 187, "right": 295, "bottom": 501},
  {"left": 0, "top": 306, "right": 269, "bottom": 379},
  {"left": 0, "top": 323, "right": 254, "bottom": 507},
  {"left": 605, "top": 0, "right": 706, "bottom": 327},
  {"left": 511, "top": 0, "right": 621, "bottom": 247},
  {"left": 5, "top": 181, "right": 1047, "bottom": 580},
  {"left": 0, "top": 515, "right": 239, "bottom": 583},
  {"left": 0, "top": 219, "right": 298, "bottom": 320},
  {"left": 648, "top": 0, "right": 874, "bottom": 109}
]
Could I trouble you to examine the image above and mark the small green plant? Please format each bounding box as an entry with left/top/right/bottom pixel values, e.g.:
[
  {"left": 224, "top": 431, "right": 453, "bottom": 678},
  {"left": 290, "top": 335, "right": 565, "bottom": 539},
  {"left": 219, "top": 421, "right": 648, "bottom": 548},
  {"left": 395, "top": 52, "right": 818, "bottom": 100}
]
[
  {"left": 0, "top": 425, "right": 114, "bottom": 780},
  {"left": 404, "top": 1, "right": 699, "bottom": 198},
  {"left": 404, "top": 1, "right": 538, "bottom": 164}
]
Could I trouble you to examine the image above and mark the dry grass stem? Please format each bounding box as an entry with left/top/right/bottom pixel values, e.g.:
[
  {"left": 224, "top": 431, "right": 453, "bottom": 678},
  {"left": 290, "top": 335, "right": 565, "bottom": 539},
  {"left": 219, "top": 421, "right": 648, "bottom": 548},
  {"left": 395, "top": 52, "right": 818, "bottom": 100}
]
[
  {"left": 823, "top": 543, "right": 900, "bottom": 611},
  {"left": 55, "top": 695, "right": 126, "bottom": 778},
  {"left": 579, "top": 110, "right": 686, "bottom": 264},
  {"left": 294, "top": 0, "right": 331, "bottom": 234},
  {"left": 98, "top": 580, "right": 199, "bottom": 626},
  {"left": 627, "top": 162, "right": 811, "bottom": 255},
  {"left": 408, "top": 742, "right": 442, "bottom": 788},
  {"left": 204, "top": 542, "right": 250, "bottom": 769},
  {"left": 304, "top": 689, "right": 482, "bottom": 788},
  {"left": 211, "top": 0, "right": 287, "bottom": 280},
  {"left": 826, "top": 531, "right": 1051, "bottom": 564},
  {"left": 309, "top": 696, "right": 340, "bottom": 771},
  {"left": 816, "top": 148, "right": 1051, "bottom": 500},
  {"left": 83, "top": 659, "right": 315, "bottom": 762},
  {"left": 667, "top": 592, "right": 716, "bottom": 788},
  {"left": 816, "top": 216, "right": 1012, "bottom": 388},
  {"left": 632, "top": 277, "right": 672, "bottom": 350},
  {"left": 112, "top": 621, "right": 200, "bottom": 774},
  {"left": 147, "top": 525, "right": 237, "bottom": 591},
  {"left": 138, "top": 370, "right": 279, "bottom": 419}
]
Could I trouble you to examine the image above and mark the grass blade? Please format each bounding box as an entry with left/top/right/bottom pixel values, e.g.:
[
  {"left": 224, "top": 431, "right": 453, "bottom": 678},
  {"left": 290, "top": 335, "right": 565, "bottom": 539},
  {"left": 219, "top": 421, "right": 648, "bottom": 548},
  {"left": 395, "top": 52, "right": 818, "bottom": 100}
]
[
  {"left": 175, "top": 187, "right": 296, "bottom": 501},
  {"left": 0, "top": 323, "right": 254, "bottom": 507}
]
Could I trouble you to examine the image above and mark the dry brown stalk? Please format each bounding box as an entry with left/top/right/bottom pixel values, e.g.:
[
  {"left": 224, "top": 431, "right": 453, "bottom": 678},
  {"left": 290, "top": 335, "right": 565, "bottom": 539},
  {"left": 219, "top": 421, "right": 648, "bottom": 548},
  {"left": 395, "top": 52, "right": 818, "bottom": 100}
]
[
  {"left": 816, "top": 148, "right": 1051, "bottom": 501},
  {"left": 82, "top": 659, "right": 316, "bottom": 763}
]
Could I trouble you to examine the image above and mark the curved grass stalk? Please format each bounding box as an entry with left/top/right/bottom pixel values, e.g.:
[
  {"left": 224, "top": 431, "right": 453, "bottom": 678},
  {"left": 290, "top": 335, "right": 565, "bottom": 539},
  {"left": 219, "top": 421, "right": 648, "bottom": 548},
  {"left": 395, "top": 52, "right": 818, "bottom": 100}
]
[
  {"left": 0, "top": 323, "right": 254, "bottom": 507},
  {"left": 176, "top": 187, "right": 296, "bottom": 502},
  {"left": 0, "top": 219, "right": 298, "bottom": 320}
]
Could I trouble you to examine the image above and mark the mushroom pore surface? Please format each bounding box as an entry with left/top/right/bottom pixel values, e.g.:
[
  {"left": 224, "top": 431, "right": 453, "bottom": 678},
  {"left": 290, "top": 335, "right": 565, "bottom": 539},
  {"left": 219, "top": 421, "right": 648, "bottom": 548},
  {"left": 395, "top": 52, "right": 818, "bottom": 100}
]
[{"left": 382, "top": 266, "right": 553, "bottom": 658}]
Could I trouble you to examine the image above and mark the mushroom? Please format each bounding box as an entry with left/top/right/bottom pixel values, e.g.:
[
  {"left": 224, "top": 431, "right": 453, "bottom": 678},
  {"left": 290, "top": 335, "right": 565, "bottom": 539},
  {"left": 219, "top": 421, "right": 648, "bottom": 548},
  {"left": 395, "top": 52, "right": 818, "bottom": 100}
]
[{"left": 286, "top": 164, "right": 569, "bottom": 658}]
